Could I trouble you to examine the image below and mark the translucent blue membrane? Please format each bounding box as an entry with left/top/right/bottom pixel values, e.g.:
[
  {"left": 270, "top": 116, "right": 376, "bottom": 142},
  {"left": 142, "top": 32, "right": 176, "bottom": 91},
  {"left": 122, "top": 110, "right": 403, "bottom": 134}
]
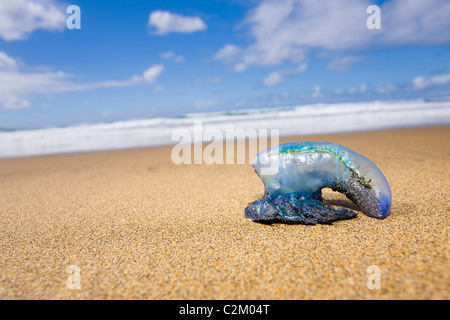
[{"left": 245, "top": 142, "right": 392, "bottom": 224}]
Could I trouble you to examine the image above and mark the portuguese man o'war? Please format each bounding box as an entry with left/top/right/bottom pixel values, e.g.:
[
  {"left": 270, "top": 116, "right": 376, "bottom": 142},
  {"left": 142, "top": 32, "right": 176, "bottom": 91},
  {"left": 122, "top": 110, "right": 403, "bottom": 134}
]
[{"left": 245, "top": 142, "right": 392, "bottom": 224}]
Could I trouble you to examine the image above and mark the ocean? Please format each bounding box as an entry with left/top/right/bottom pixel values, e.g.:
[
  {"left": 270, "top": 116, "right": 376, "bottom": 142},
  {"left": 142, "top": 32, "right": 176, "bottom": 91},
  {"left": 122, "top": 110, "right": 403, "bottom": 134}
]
[{"left": 1, "top": 98, "right": 449, "bottom": 158}]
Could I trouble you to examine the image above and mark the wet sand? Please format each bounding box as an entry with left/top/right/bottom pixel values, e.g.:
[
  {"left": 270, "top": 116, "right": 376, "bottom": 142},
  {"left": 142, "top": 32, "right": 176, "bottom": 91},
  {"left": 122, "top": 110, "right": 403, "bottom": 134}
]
[{"left": 0, "top": 125, "right": 448, "bottom": 299}]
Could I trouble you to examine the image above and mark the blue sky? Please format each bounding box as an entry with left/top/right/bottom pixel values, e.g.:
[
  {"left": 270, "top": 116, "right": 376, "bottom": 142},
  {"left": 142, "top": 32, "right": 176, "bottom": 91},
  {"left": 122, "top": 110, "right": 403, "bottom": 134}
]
[{"left": 0, "top": 0, "right": 449, "bottom": 129}]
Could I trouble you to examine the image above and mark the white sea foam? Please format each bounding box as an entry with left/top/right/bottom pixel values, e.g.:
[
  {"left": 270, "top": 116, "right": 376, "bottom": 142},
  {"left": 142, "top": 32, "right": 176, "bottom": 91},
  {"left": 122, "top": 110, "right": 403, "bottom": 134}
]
[{"left": 0, "top": 99, "right": 449, "bottom": 158}]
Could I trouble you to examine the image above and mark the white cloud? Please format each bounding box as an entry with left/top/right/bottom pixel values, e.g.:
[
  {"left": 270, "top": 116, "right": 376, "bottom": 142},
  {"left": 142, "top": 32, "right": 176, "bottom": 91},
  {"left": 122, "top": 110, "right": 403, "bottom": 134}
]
[
  {"left": 153, "top": 85, "right": 164, "bottom": 92},
  {"left": 160, "top": 51, "right": 175, "bottom": 59},
  {"left": 173, "top": 55, "right": 185, "bottom": 63},
  {"left": 148, "top": 10, "right": 206, "bottom": 35},
  {"left": 263, "top": 71, "right": 284, "bottom": 87},
  {"left": 263, "top": 63, "right": 307, "bottom": 86},
  {"left": 213, "top": 46, "right": 249, "bottom": 72},
  {"left": 0, "top": 52, "right": 18, "bottom": 69},
  {"left": 0, "top": 51, "right": 165, "bottom": 109},
  {"left": 0, "top": 0, "right": 66, "bottom": 41},
  {"left": 2, "top": 96, "right": 31, "bottom": 110},
  {"left": 328, "top": 56, "right": 362, "bottom": 72},
  {"left": 233, "top": 63, "right": 248, "bottom": 72},
  {"left": 360, "top": 83, "right": 368, "bottom": 93},
  {"left": 381, "top": 0, "right": 450, "bottom": 46},
  {"left": 215, "top": 0, "right": 366, "bottom": 69},
  {"left": 312, "top": 85, "right": 323, "bottom": 98},
  {"left": 214, "top": 45, "right": 241, "bottom": 63},
  {"left": 413, "top": 73, "right": 450, "bottom": 90},
  {"left": 215, "top": 0, "right": 450, "bottom": 70},
  {"left": 283, "top": 63, "right": 307, "bottom": 76},
  {"left": 194, "top": 77, "right": 221, "bottom": 84},
  {"left": 160, "top": 51, "right": 185, "bottom": 62},
  {"left": 194, "top": 100, "right": 219, "bottom": 110},
  {"left": 348, "top": 83, "right": 369, "bottom": 94},
  {"left": 377, "top": 83, "right": 398, "bottom": 94},
  {"left": 0, "top": 68, "right": 69, "bottom": 109},
  {"left": 141, "top": 65, "right": 165, "bottom": 83},
  {"left": 0, "top": 70, "right": 147, "bottom": 109}
]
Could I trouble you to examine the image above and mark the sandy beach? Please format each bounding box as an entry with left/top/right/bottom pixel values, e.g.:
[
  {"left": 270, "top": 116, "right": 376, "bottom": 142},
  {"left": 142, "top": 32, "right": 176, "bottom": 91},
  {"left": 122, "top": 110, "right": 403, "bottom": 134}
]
[{"left": 0, "top": 125, "right": 448, "bottom": 300}]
